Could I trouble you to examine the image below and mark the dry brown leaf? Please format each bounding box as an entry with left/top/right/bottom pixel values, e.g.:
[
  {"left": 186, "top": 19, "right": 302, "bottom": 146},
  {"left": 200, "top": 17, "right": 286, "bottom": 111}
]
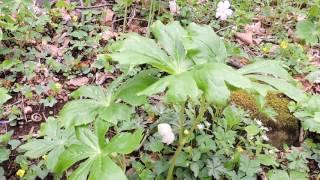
[
  {"left": 235, "top": 32, "right": 253, "bottom": 45},
  {"left": 66, "top": 77, "right": 89, "bottom": 87},
  {"left": 95, "top": 72, "right": 115, "bottom": 85},
  {"left": 244, "top": 22, "right": 265, "bottom": 35},
  {"left": 102, "top": 30, "right": 118, "bottom": 41},
  {"left": 104, "top": 9, "right": 114, "bottom": 26}
]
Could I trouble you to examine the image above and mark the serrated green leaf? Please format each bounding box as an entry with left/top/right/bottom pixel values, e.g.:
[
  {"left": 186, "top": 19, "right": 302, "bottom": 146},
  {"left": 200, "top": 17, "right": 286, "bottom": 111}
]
[
  {"left": 247, "top": 75, "right": 307, "bottom": 102},
  {"left": 0, "top": 148, "right": 10, "bottom": 163},
  {"left": 88, "top": 155, "right": 127, "bottom": 180},
  {"left": 238, "top": 60, "right": 292, "bottom": 81},
  {"left": 267, "top": 170, "right": 289, "bottom": 180},
  {"left": 296, "top": 20, "right": 320, "bottom": 45},
  {"left": 116, "top": 70, "right": 159, "bottom": 105},
  {"left": 54, "top": 144, "right": 93, "bottom": 174},
  {"left": 75, "top": 126, "right": 99, "bottom": 151},
  {"left": 59, "top": 99, "right": 101, "bottom": 127},
  {"left": 185, "top": 23, "right": 227, "bottom": 64},
  {"left": 68, "top": 158, "right": 94, "bottom": 180},
  {"left": 245, "top": 125, "right": 260, "bottom": 136},
  {"left": 257, "top": 154, "right": 278, "bottom": 166},
  {"left": 0, "top": 87, "right": 11, "bottom": 105},
  {"left": 104, "top": 129, "right": 143, "bottom": 154}
]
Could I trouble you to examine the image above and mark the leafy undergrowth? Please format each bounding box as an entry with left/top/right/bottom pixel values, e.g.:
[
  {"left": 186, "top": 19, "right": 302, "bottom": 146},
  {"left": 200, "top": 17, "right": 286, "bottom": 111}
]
[{"left": 0, "top": 0, "right": 320, "bottom": 179}]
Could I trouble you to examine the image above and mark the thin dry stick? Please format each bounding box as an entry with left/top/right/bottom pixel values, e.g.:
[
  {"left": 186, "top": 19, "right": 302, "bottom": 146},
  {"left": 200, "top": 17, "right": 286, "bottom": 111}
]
[{"left": 75, "top": 3, "right": 112, "bottom": 9}]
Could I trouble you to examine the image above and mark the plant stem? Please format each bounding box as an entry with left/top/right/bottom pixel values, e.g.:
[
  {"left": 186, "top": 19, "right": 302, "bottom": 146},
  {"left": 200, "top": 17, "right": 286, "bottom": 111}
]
[
  {"left": 123, "top": 4, "right": 128, "bottom": 33},
  {"left": 166, "top": 98, "right": 208, "bottom": 180},
  {"left": 146, "top": 0, "right": 154, "bottom": 37}
]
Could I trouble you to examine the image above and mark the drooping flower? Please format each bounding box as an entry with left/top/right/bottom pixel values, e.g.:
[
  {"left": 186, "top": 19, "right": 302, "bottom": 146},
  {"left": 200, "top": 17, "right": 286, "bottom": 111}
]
[
  {"left": 215, "top": 1, "right": 233, "bottom": 21},
  {"left": 158, "top": 123, "right": 175, "bottom": 145}
]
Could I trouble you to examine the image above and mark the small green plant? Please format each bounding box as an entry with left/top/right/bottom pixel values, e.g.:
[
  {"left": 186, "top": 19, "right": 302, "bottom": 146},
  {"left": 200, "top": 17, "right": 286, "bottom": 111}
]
[{"left": 295, "top": 20, "right": 320, "bottom": 46}]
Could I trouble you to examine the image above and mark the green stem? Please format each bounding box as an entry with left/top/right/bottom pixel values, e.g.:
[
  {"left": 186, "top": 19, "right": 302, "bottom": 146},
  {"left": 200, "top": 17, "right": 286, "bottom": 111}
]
[
  {"left": 123, "top": 5, "right": 128, "bottom": 33},
  {"left": 146, "top": 0, "right": 154, "bottom": 37},
  {"left": 166, "top": 98, "right": 208, "bottom": 180}
]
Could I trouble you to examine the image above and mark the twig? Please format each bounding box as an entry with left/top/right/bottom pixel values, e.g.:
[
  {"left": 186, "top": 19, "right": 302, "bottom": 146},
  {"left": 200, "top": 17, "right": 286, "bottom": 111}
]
[
  {"left": 216, "top": 25, "right": 234, "bottom": 33},
  {"left": 75, "top": 3, "right": 112, "bottom": 9},
  {"left": 112, "top": 17, "right": 148, "bottom": 23},
  {"left": 21, "top": 95, "right": 28, "bottom": 122},
  {"left": 299, "top": 127, "right": 304, "bottom": 143}
]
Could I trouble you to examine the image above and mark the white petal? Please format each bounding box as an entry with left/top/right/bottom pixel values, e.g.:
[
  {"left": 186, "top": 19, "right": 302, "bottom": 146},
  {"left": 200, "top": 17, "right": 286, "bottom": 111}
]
[
  {"left": 222, "top": 1, "right": 230, "bottom": 9},
  {"left": 162, "top": 133, "right": 175, "bottom": 144},
  {"left": 225, "top": 9, "right": 233, "bottom": 16},
  {"left": 217, "top": 1, "right": 224, "bottom": 8},
  {"left": 216, "top": 11, "right": 222, "bottom": 18},
  {"left": 219, "top": 14, "right": 228, "bottom": 21}
]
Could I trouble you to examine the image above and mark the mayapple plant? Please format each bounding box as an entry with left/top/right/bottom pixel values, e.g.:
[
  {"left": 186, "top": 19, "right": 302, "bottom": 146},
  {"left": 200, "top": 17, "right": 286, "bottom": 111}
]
[{"left": 108, "top": 20, "right": 307, "bottom": 179}]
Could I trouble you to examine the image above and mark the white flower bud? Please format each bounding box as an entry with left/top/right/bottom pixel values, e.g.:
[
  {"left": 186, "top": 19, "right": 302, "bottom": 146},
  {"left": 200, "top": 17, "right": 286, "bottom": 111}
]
[
  {"left": 197, "top": 124, "right": 205, "bottom": 130},
  {"left": 158, "top": 123, "right": 175, "bottom": 145}
]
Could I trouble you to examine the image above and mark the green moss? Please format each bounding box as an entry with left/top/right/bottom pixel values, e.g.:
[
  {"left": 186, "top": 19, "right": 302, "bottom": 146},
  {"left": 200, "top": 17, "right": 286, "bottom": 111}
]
[{"left": 230, "top": 90, "right": 299, "bottom": 147}]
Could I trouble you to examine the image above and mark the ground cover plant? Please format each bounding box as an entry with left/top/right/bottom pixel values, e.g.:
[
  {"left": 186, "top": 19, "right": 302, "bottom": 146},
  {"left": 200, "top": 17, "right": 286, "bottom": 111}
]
[{"left": 0, "top": 0, "right": 320, "bottom": 179}]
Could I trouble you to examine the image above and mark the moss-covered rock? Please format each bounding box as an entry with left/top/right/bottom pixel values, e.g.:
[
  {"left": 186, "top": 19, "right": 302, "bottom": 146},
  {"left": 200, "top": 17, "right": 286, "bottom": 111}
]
[{"left": 230, "top": 90, "right": 299, "bottom": 148}]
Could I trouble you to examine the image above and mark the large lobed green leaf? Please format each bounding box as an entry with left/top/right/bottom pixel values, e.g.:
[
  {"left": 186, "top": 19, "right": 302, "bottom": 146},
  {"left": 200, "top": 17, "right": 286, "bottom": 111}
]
[
  {"left": 239, "top": 60, "right": 307, "bottom": 102},
  {"left": 54, "top": 124, "right": 143, "bottom": 180},
  {"left": 59, "top": 71, "right": 157, "bottom": 128}
]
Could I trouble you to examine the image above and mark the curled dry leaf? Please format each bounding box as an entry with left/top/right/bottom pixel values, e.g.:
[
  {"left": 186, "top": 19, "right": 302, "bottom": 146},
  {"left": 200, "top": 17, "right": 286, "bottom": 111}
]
[
  {"left": 103, "top": 9, "right": 115, "bottom": 26},
  {"left": 66, "top": 77, "right": 89, "bottom": 87},
  {"left": 102, "top": 30, "right": 118, "bottom": 41},
  {"left": 244, "top": 22, "right": 265, "bottom": 35},
  {"left": 95, "top": 72, "right": 115, "bottom": 85},
  {"left": 235, "top": 32, "right": 253, "bottom": 45}
]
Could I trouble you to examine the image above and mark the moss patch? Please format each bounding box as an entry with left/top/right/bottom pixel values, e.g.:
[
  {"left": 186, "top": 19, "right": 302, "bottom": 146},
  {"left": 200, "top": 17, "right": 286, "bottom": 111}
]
[{"left": 230, "top": 90, "right": 299, "bottom": 148}]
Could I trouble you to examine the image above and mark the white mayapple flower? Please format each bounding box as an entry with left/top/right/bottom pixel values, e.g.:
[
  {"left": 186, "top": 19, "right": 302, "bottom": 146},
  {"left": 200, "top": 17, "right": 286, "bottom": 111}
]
[
  {"left": 158, "top": 123, "right": 175, "bottom": 145},
  {"left": 215, "top": 1, "right": 233, "bottom": 21},
  {"left": 197, "top": 124, "right": 205, "bottom": 130}
]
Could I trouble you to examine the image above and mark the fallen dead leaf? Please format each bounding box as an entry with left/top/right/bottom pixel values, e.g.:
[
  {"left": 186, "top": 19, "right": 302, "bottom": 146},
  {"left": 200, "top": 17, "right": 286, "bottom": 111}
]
[
  {"left": 235, "top": 32, "right": 253, "bottom": 45},
  {"left": 66, "top": 77, "right": 89, "bottom": 87},
  {"left": 102, "top": 30, "right": 118, "bottom": 41},
  {"left": 95, "top": 72, "right": 115, "bottom": 85},
  {"left": 244, "top": 21, "right": 265, "bottom": 35},
  {"left": 103, "top": 9, "right": 114, "bottom": 26}
]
